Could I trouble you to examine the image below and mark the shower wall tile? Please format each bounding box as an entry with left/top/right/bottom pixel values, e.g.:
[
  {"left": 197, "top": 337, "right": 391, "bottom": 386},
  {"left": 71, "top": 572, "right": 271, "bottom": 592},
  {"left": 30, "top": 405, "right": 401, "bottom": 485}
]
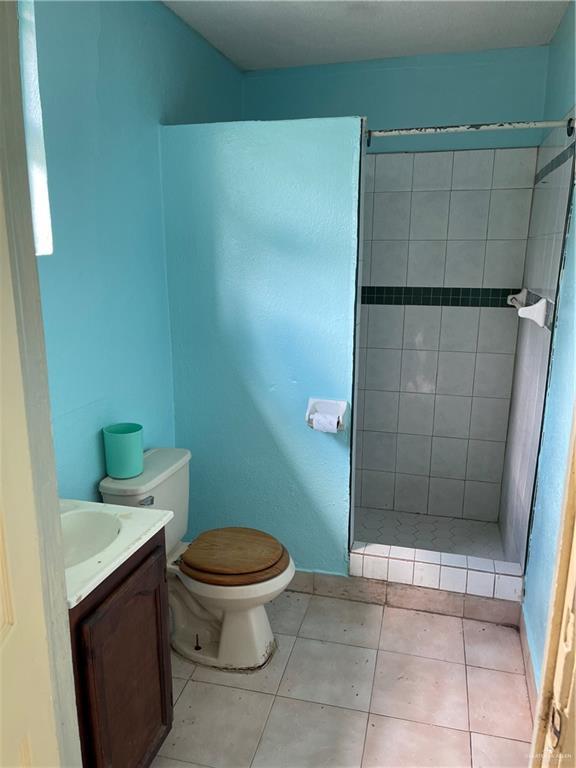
[
  {"left": 398, "top": 393, "right": 435, "bottom": 435},
  {"left": 410, "top": 191, "right": 450, "bottom": 239},
  {"left": 355, "top": 147, "right": 534, "bottom": 523},
  {"left": 406, "top": 241, "right": 446, "bottom": 285},
  {"left": 428, "top": 478, "right": 465, "bottom": 518},
  {"left": 356, "top": 347, "right": 367, "bottom": 388},
  {"left": 478, "top": 309, "right": 518, "bottom": 354},
  {"left": 439, "top": 308, "right": 480, "bottom": 352},
  {"left": 444, "top": 241, "right": 485, "bottom": 287},
  {"left": 364, "top": 390, "right": 399, "bottom": 433},
  {"left": 492, "top": 148, "right": 536, "bottom": 189},
  {"left": 364, "top": 154, "right": 375, "bottom": 193},
  {"left": 400, "top": 350, "right": 438, "bottom": 393},
  {"left": 359, "top": 307, "right": 369, "bottom": 347},
  {"left": 469, "top": 398, "right": 510, "bottom": 442},
  {"left": 448, "top": 191, "right": 490, "bottom": 239},
  {"left": 370, "top": 241, "right": 408, "bottom": 286},
  {"left": 483, "top": 240, "right": 526, "bottom": 288},
  {"left": 362, "top": 432, "right": 397, "bottom": 472},
  {"left": 403, "top": 307, "right": 441, "bottom": 350},
  {"left": 375, "top": 153, "right": 413, "bottom": 192},
  {"left": 500, "top": 136, "right": 572, "bottom": 564},
  {"left": 413, "top": 152, "right": 453, "bottom": 191},
  {"left": 362, "top": 470, "right": 395, "bottom": 509},
  {"left": 473, "top": 354, "right": 515, "bottom": 398},
  {"left": 452, "top": 150, "right": 494, "bottom": 190},
  {"left": 366, "top": 349, "right": 402, "bottom": 390},
  {"left": 396, "top": 434, "right": 432, "bottom": 476},
  {"left": 364, "top": 193, "right": 374, "bottom": 238},
  {"left": 373, "top": 192, "right": 411, "bottom": 239},
  {"left": 355, "top": 390, "right": 365, "bottom": 430},
  {"left": 361, "top": 240, "right": 372, "bottom": 282},
  {"left": 487, "top": 189, "right": 532, "bottom": 239},
  {"left": 463, "top": 482, "right": 501, "bottom": 522},
  {"left": 436, "top": 352, "right": 475, "bottom": 396},
  {"left": 367, "top": 305, "right": 404, "bottom": 348},
  {"left": 395, "top": 473, "right": 429, "bottom": 514},
  {"left": 433, "top": 395, "right": 472, "bottom": 439},
  {"left": 467, "top": 440, "right": 506, "bottom": 483},
  {"left": 431, "top": 437, "right": 468, "bottom": 480}
]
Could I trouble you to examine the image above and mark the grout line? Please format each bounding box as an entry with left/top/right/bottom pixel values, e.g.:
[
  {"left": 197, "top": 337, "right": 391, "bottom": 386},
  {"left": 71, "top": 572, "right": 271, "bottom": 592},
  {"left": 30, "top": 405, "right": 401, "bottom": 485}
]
[
  {"left": 361, "top": 597, "right": 386, "bottom": 764},
  {"left": 462, "top": 610, "right": 473, "bottom": 749},
  {"left": 247, "top": 631, "right": 302, "bottom": 766}
]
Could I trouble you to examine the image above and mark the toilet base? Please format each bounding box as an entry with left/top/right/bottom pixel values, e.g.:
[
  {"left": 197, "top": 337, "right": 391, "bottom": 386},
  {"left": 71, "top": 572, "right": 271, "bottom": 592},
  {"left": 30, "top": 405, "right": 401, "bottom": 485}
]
[
  {"left": 166, "top": 543, "right": 294, "bottom": 671},
  {"left": 172, "top": 604, "right": 277, "bottom": 671}
]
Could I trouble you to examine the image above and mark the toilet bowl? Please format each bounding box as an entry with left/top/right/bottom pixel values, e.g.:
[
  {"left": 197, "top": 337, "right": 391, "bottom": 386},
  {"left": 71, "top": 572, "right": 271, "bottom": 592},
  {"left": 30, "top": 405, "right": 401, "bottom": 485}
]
[
  {"left": 168, "top": 529, "right": 294, "bottom": 669},
  {"left": 99, "top": 449, "right": 294, "bottom": 671}
]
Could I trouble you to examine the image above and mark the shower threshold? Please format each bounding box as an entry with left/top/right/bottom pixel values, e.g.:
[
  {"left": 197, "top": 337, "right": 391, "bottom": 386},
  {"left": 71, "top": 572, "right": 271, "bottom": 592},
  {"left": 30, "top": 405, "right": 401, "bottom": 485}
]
[
  {"left": 355, "top": 507, "right": 505, "bottom": 559},
  {"left": 353, "top": 507, "right": 523, "bottom": 602}
]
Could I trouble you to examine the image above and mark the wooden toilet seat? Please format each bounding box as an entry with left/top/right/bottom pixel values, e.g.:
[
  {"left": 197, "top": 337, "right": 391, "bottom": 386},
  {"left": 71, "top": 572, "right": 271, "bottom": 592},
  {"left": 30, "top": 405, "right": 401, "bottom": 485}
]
[{"left": 178, "top": 527, "right": 291, "bottom": 586}]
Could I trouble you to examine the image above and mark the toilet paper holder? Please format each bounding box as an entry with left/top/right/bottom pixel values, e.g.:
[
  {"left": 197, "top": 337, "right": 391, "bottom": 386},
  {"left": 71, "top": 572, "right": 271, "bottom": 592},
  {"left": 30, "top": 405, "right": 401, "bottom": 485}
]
[{"left": 305, "top": 398, "right": 347, "bottom": 431}]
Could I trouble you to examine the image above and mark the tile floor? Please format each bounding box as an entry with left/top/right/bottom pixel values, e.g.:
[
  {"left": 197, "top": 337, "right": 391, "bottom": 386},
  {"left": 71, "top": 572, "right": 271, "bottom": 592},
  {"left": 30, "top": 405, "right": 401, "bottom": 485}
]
[
  {"left": 355, "top": 507, "right": 505, "bottom": 559},
  {"left": 153, "top": 592, "right": 533, "bottom": 768}
]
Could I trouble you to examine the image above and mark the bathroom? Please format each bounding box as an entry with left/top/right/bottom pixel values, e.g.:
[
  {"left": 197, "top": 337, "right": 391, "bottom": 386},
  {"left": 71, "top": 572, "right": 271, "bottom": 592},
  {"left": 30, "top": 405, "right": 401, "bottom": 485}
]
[{"left": 1, "top": 1, "right": 575, "bottom": 766}]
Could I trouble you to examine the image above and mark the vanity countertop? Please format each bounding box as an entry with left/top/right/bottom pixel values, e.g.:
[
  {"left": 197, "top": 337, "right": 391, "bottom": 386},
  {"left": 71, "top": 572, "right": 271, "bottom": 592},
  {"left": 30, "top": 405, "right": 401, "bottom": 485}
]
[{"left": 61, "top": 498, "right": 173, "bottom": 608}]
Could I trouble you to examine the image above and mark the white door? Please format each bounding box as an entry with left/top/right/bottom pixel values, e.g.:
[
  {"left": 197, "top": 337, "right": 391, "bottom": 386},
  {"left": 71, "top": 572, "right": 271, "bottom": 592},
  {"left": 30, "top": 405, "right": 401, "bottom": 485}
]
[{"left": 0, "top": 3, "right": 81, "bottom": 765}]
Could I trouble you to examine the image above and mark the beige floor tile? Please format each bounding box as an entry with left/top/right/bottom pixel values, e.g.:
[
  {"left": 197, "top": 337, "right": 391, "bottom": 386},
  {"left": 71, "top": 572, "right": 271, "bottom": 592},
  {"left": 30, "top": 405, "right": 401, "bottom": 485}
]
[
  {"left": 159, "top": 681, "right": 273, "bottom": 768},
  {"left": 192, "top": 634, "right": 295, "bottom": 694},
  {"left": 362, "top": 715, "right": 471, "bottom": 768},
  {"left": 171, "top": 650, "right": 196, "bottom": 680},
  {"left": 278, "top": 637, "right": 376, "bottom": 711},
  {"left": 151, "top": 757, "right": 205, "bottom": 768},
  {"left": 299, "top": 596, "right": 383, "bottom": 648},
  {"left": 252, "top": 697, "right": 367, "bottom": 768},
  {"left": 380, "top": 607, "right": 465, "bottom": 663},
  {"left": 471, "top": 733, "right": 532, "bottom": 767},
  {"left": 371, "top": 650, "right": 469, "bottom": 730},
  {"left": 464, "top": 620, "right": 524, "bottom": 673},
  {"left": 172, "top": 678, "right": 187, "bottom": 703},
  {"left": 267, "top": 591, "right": 311, "bottom": 635},
  {"left": 467, "top": 667, "right": 532, "bottom": 741}
]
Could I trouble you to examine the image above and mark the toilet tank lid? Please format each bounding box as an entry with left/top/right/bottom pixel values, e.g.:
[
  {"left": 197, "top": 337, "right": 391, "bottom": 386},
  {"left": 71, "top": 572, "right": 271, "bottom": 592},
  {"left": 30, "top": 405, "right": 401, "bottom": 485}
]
[{"left": 99, "top": 448, "right": 191, "bottom": 496}]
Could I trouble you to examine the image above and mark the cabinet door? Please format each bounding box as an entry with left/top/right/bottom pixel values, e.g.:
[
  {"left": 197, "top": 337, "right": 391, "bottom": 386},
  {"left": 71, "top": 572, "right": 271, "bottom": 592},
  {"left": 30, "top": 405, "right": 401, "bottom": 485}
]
[{"left": 79, "top": 547, "right": 172, "bottom": 768}]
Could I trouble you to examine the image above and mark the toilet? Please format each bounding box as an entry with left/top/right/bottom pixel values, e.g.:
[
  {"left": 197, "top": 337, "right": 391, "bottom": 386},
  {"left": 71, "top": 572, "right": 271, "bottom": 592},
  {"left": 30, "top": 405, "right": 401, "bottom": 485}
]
[{"left": 99, "top": 448, "right": 294, "bottom": 671}]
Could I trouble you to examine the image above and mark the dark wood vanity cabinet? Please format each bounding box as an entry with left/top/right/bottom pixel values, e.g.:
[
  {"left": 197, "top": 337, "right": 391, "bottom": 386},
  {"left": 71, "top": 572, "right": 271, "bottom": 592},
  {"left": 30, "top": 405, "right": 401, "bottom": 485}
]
[{"left": 69, "top": 530, "right": 173, "bottom": 768}]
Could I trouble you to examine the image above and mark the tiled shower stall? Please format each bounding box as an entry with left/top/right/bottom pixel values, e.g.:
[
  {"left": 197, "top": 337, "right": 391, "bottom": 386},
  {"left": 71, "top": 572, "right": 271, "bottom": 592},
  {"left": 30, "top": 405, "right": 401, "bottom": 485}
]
[{"left": 351, "top": 138, "right": 574, "bottom": 595}]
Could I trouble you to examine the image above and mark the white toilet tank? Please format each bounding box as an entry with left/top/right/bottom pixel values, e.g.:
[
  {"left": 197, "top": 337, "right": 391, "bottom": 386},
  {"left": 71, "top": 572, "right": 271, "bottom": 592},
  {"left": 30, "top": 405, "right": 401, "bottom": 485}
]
[{"left": 99, "top": 447, "right": 191, "bottom": 554}]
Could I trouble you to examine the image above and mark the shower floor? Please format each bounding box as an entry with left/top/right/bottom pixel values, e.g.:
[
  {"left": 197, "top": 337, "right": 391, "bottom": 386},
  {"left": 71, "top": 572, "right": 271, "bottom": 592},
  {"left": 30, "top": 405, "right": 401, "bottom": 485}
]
[{"left": 355, "top": 507, "right": 505, "bottom": 560}]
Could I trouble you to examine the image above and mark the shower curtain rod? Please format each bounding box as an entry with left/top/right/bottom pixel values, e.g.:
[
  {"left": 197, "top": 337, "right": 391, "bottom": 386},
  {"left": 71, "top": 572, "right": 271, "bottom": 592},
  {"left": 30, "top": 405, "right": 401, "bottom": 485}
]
[{"left": 368, "top": 117, "right": 574, "bottom": 142}]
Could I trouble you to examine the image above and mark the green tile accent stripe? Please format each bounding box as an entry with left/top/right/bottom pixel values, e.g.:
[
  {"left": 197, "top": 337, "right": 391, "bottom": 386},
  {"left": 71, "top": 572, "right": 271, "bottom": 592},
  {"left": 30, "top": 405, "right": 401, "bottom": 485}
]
[{"left": 361, "top": 286, "right": 519, "bottom": 307}]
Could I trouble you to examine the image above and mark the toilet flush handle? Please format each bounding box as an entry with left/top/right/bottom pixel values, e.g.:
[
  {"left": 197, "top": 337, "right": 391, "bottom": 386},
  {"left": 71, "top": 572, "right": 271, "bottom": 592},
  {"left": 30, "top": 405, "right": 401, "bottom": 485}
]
[{"left": 138, "top": 495, "right": 155, "bottom": 506}]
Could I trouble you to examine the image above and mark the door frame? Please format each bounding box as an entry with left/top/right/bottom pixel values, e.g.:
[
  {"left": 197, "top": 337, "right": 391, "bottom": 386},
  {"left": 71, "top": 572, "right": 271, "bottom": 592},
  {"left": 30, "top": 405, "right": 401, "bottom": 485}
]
[
  {"left": 532, "top": 411, "right": 575, "bottom": 764},
  {"left": 0, "top": 3, "right": 81, "bottom": 763}
]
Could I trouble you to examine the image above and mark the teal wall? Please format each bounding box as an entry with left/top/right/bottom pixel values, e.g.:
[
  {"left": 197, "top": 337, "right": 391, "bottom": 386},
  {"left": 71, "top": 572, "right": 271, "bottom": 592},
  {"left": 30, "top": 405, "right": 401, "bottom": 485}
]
[
  {"left": 242, "top": 47, "right": 549, "bottom": 152},
  {"left": 160, "top": 118, "right": 360, "bottom": 573},
  {"left": 34, "top": 1, "right": 242, "bottom": 500},
  {"left": 523, "top": 2, "right": 575, "bottom": 686}
]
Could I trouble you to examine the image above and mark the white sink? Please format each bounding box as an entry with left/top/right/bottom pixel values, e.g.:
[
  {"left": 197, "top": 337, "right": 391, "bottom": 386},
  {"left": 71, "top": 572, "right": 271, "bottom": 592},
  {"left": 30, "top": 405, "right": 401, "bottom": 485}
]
[
  {"left": 60, "top": 499, "right": 173, "bottom": 608},
  {"left": 61, "top": 509, "right": 122, "bottom": 568}
]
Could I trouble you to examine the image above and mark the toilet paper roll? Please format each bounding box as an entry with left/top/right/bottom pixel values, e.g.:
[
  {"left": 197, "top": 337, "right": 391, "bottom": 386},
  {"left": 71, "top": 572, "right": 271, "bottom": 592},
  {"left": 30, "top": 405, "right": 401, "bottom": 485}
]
[{"left": 311, "top": 412, "right": 339, "bottom": 433}]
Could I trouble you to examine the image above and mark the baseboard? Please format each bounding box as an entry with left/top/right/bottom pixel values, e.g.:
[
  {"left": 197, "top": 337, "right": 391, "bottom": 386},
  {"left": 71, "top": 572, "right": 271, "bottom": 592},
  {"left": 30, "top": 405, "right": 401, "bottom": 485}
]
[
  {"left": 520, "top": 610, "right": 539, "bottom": 718},
  {"left": 287, "top": 570, "right": 521, "bottom": 626}
]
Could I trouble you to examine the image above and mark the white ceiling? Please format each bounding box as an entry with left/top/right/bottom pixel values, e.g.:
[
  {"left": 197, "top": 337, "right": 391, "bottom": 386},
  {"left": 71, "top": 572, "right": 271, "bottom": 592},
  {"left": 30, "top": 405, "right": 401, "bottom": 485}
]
[{"left": 165, "top": 0, "right": 568, "bottom": 71}]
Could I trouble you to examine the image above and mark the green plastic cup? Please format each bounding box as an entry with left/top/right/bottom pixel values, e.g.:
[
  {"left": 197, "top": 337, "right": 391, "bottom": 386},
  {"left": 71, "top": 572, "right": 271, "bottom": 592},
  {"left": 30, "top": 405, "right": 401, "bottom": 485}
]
[{"left": 102, "top": 423, "right": 143, "bottom": 479}]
